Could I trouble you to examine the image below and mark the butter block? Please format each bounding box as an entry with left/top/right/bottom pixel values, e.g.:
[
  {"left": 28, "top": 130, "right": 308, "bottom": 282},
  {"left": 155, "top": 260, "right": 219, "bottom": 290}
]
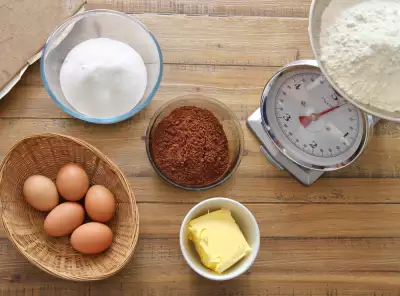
[{"left": 188, "top": 209, "right": 252, "bottom": 274}]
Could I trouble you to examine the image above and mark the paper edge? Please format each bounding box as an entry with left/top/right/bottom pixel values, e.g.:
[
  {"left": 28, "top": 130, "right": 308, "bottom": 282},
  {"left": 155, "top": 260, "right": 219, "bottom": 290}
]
[{"left": 0, "top": 4, "right": 86, "bottom": 100}]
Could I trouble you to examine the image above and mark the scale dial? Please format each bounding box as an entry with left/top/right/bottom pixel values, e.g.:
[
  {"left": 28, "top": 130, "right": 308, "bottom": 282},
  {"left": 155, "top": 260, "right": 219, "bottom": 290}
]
[{"left": 262, "top": 63, "right": 367, "bottom": 170}]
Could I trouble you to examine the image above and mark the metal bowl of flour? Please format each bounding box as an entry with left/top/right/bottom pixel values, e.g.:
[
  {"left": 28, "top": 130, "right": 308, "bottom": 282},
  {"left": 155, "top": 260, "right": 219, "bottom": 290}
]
[{"left": 309, "top": 0, "right": 400, "bottom": 122}]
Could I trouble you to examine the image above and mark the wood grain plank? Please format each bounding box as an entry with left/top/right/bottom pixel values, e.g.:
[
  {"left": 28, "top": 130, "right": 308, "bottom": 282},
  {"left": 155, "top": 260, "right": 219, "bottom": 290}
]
[
  {"left": 131, "top": 178, "right": 400, "bottom": 204},
  {"left": 0, "top": 278, "right": 398, "bottom": 296},
  {"left": 3, "top": 237, "right": 400, "bottom": 277},
  {"left": 0, "top": 203, "right": 399, "bottom": 239},
  {"left": 137, "top": 203, "right": 400, "bottom": 238},
  {"left": 17, "top": 62, "right": 277, "bottom": 88},
  {"left": 88, "top": 279, "right": 400, "bottom": 296},
  {"left": 122, "top": 238, "right": 400, "bottom": 273},
  {"left": 0, "top": 284, "right": 90, "bottom": 296},
  {"left": 85, "top": 0, "right": 312, "bottom": 18},
  {"left": 6, "top": 64, "right": 400, "bottom": 143},
  {"left": 135, "top": 14, "right": 311, "bottom": 66},
  {"left": 0, "top": 117, "right": 399, "bottom": 179},
  {"left": 2, "top": 64, "right": 399, "bottom": 179},
  {"left": 0, "top": 238, "right": 400, "bottom": 294},
  {"left": 0, "top": 63, "right": 272, "bottom": 119}
]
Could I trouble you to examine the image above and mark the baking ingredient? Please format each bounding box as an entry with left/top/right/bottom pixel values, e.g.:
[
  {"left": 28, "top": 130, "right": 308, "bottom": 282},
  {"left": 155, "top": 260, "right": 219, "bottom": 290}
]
[
  {"left": 59, "top": 38, "right": 147, "bottom": 119},
  {"left": 44, "top": 202, "right": 85, "bottom": 237},
  {"left": 151, "top": 106, "right": 229, "bottom": 187},
  {"left": 320, "top": 0, "right": 400, "bottom": 111},
  {"left": 85, "top": 185, "right": 116, "bottom": 222},
  {"left": 23, "top": 175, "right": 59, "bottom": 211},
  {"left": 188, "top": 209, "right": 252, "bottom": 274},
  {"left": 56, "top": 163, "right": 89, "bottom": 201},
  {"left": 71, "top": 222, "right": 113, "bottom": 254}
]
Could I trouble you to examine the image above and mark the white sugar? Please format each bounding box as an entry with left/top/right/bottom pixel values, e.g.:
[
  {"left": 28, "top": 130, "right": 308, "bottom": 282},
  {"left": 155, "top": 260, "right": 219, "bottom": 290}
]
[{"left": 60, "top": 38, "right": 147, "bottom": 119}]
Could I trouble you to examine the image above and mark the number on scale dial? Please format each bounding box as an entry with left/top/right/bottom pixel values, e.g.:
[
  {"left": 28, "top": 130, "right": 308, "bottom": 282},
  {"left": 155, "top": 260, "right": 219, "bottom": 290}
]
[{"left": 273, "top": 72, "right": 361, "bottom": 159}]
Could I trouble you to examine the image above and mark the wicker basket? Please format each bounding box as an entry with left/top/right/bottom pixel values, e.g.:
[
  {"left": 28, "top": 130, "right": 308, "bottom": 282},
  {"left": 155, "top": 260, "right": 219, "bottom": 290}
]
[{"left": 0, "top": 133, "right": 139, "bottom": 281}]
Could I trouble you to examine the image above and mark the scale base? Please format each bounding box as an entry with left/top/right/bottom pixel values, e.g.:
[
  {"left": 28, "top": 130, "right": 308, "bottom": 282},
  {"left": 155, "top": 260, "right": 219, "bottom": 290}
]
[{"left": 247, "top": 108, "right": 324, "bottom": 186}]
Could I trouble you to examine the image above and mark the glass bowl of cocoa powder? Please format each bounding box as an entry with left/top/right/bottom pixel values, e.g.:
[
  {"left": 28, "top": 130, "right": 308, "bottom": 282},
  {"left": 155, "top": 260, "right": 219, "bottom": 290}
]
[{"left": 146, "top": 95, "right": 244, "bottom": 191}]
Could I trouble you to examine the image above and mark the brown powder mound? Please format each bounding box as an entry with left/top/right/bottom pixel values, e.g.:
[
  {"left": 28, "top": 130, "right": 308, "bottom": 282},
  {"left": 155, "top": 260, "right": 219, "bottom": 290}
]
[{"left": 151, "top": 106, "right": 229, "bottom": 187}]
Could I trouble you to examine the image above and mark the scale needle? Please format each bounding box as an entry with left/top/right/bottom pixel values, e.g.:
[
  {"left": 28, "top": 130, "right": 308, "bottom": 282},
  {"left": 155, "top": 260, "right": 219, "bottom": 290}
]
[{"left": 299, "top": 105, "right": 344, "bottom": 128}]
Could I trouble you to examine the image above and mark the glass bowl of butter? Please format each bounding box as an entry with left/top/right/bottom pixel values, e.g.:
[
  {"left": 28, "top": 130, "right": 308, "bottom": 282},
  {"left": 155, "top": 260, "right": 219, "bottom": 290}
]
[{"left": 179, "top": 197, "right": 260, "bottom": 281}]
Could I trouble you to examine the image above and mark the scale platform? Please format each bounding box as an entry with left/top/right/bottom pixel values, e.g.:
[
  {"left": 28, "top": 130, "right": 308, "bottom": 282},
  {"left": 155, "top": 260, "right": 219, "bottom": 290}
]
[{"left": 247, "top": 108, "right": 324, "bottom": 186}]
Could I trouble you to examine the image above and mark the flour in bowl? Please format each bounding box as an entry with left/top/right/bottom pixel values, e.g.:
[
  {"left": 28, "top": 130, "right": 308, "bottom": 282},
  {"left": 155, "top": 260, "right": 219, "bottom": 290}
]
[
  {"left": 320, "top": 0, "right": 400, "bottom": 112},
  {"left": 60, "top": 38, "right": 147, "bottom": 119}
]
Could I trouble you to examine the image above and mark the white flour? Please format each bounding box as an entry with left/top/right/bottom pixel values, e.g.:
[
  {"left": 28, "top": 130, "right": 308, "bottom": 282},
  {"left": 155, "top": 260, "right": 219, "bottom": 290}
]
[
  {"left": 60, "top": 38, "right": 147, "bottom": 119},
  {"left": 320, "top": 0, "right": 400, "bottom": 112}
]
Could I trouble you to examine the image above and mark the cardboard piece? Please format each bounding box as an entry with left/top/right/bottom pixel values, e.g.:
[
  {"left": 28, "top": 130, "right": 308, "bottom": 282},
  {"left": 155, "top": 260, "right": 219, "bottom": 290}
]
[{"left": 0, "top": 0, "right": 86, "bottom": 100}]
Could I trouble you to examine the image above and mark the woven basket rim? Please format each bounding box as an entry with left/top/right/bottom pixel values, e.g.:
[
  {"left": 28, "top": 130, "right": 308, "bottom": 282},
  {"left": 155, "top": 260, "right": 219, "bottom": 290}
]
[{"left": 0, "top": 133, "right": 140, "bottom": 281}]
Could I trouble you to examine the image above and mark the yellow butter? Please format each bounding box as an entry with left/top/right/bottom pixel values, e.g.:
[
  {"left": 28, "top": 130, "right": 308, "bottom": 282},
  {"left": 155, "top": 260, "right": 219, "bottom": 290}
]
[{"left": 188, "top": 209, "right": 252, "bottom": 274}]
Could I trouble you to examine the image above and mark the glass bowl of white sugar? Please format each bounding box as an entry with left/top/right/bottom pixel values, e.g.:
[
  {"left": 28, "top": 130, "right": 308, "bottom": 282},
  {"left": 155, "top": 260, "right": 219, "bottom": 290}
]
[{"left": 41, "top": 9, "right": 163, "bottom": 124}]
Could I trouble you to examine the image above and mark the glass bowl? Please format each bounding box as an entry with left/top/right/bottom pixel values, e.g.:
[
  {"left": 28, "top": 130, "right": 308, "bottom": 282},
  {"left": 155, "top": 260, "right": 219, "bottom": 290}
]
[
  {"left": 145, "top": 95, "right": 244, "bottom": 191},
  {"left": 41, "top": 9, "right": 163, "bottom": 124}
]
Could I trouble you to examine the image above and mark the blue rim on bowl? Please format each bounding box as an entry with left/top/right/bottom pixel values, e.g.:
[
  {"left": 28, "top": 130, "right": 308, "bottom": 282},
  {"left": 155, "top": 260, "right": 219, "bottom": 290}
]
[{"left": 40, "top": 9, "right": 163, "bottom": 124}]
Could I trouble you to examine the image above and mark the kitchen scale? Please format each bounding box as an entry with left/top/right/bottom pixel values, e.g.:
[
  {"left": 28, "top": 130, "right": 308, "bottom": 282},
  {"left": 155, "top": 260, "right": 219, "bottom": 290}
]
[{"left": 247, "top": 60, "right": 377, "bottom": 185}]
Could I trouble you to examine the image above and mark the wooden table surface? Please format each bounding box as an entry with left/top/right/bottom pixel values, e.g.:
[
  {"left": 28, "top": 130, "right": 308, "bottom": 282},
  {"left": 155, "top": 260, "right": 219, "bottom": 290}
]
[{"left": 1, "top": 0, "right": 400, "bottom": 295}]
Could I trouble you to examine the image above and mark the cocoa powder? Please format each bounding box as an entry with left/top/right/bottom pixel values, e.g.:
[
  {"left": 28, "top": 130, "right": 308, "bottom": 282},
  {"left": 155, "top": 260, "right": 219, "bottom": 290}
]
[{"left": 151, "top": 106, "right": 229, "bottom": 187}]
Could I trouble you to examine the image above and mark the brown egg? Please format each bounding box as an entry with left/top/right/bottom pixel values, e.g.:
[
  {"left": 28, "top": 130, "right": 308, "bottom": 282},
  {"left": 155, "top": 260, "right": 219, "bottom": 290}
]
[
  {"left": 70, "top": 222, "right": 113, "bottom": 254},
  {"left": 23, "top": 175, "right": 59, "bottom": 211},
  {"left": 44, "top": 202, "right": 85, "bottom": 237},
  {"left": 85, "top": 185, "right": 116, "bottom": 222},
  {"left": 56, "top": 163, "right": 89, "bottom": 201}
]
